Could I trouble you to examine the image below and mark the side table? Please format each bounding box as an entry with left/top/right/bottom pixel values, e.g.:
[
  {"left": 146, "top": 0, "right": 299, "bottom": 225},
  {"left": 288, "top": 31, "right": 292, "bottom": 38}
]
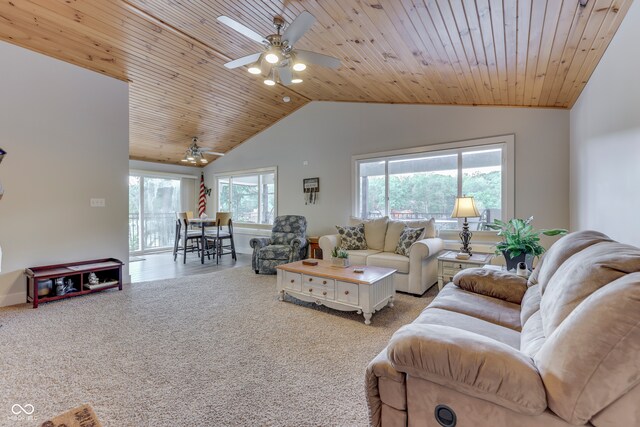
[
  {"left": 437, "top": 251, "right": 494, "bottom": 290},
  {"left": 308, "top": 236, "right": 322, "bottom": 259}
]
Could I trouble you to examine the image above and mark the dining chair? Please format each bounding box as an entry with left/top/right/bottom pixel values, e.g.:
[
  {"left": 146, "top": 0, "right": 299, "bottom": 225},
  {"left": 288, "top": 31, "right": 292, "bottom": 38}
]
[
  {"left": 205, "top": 212, "right": 237, "bottom": 264},
  {"left": 174, "top": 212, "right": 204, "bottom": 263}
]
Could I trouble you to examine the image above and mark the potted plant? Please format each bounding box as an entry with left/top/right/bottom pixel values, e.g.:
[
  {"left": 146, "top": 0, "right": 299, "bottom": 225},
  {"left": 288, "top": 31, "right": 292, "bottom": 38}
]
[
  {"left": 331, "top": 246, "right": 350, "bottom": 268},
  {"left": 485, "top": 216, "right": 567, "bottom": 270}
]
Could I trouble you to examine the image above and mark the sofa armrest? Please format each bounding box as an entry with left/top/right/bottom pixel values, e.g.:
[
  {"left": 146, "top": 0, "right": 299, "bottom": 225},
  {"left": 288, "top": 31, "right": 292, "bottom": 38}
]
[
  {"left": 366, "top": 349, "right": 406, "bottom": 427},
  {"left": 291, "top": 236, "right": 308, "bottom": 250},
  {"left": 453, "top": 268, "right": 528, "bottom": 304},
  {"left": 249, "top": 237, "right": 271, "bottom": 249},
  {"left": 387, "top": 324, "right": 547, "bottom": 415},
  {"left": 319, "top": 234, "right": 340, "bottom": 260},
  {"left": 409, "top": 237, "right": 444, "bottom": 262}
]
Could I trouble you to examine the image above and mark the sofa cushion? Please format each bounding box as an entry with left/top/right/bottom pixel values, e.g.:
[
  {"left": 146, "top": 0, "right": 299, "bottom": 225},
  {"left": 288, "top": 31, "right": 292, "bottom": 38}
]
[
  {"left": 403, "top": 218, "right": 436, "bottom": 238},
  {"left": 535, "top": 273, "right": 640, "bottom": 425},
  {"left": 384, "top": 218, "right": 436, "bottom": 252},
  {"left": 367, "top": 253, "right": 410, "bottom": 274},
  {"left": 521, "top": 284, "right": 541, "bottom": 326},
  {"left": 384, "top": 221, "right": 406, "bottom": 253},
  {"left": 258, "top": 245, "right": 293, "bottom": 260},
  {"left": 271, "top": 232, "right": 299, "bottom": 245},
  {"left": 346, "top": 249, "right": 382, "bottom": 265},
  {"left": 413, "top": 307, "right": 521, "bottom": 349},
  {"left": 528, "top": 230, "right": 611, "bottom": 292},
  {"left": 429, "top": 284, "right": 522, "bottom": 331},
  {"left": 520, "top": 311, "right": 545, "bottom": 358},
  {"left": 336, "top": 224, "right": 368, "bottom": 250},
  {"left": 395, "top": 227, "right": 425, "bottom": 256},
  {"left": 540, "top": 240, "right": 640, "bottom": 337},
  {"left": 453, "top": 268, "right": 527, "bottom": 304},
  {"left": 350, "top": 216, "right": 389, "bottom": 251}
]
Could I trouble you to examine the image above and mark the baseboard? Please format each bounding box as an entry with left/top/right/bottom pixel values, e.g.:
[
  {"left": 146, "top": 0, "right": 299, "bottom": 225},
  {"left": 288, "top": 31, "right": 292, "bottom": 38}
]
[{"left": 0, "top": 291, "right": 26, "bottom": 308}]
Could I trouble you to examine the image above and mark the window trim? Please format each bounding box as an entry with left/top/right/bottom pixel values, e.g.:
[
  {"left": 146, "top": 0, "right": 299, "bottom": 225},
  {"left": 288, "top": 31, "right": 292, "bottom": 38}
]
[
  {"left": 213, "top": 166, "right": 278, "bottom": 227},
  {"left": 351, "top": 135, "right": 515, "bottom": 224}
]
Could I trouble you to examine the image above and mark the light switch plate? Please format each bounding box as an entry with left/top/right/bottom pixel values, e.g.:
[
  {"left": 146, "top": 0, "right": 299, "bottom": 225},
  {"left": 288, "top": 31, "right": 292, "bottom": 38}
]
[{"left": 90, "top": 198, "right": 105, "bottom": 208}]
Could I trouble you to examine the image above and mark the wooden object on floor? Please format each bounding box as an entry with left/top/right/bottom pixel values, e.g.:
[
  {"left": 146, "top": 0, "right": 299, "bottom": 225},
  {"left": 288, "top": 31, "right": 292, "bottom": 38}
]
[
  {"left": 25, "top": 258, "right": 123, "bottom": 309},
  {"left": 437, "top": 250, "right": 494, "bottom": 290},
  {"left": 40, "top": 404, "right": 102, "bottom": 427},
  {"left": 308, "top": 236, "right": 322, "bottom": 259},
  {"left": 276, "top": 259, "right": 396, "bottom": 325}
]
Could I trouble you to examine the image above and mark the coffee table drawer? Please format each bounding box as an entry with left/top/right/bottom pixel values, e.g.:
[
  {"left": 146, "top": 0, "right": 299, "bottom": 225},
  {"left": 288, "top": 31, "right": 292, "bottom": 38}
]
[
  {"left": 283, "top": 271, "right": 302, "bottom": 291},
  {"left": 336, "top": 281, "right": 359, "bottom": 305},
  {"left": 302, "top": 274, "right": 334, "bottom": 288},
  {"left": 304, "top": 283, "right": 335, "bottom": 300}
]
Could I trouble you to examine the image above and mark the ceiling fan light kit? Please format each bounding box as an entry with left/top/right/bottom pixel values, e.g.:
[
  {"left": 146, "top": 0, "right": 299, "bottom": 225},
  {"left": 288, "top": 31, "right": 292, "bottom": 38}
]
[
  {"left": 248, "top": 64, "right": 262, "bottom": 74},
  {"left": 181, "top": 137, "right": 224, "bottom": 165},
  {"left": 218, "top": 11, "right": 341, "bottom": 87}
]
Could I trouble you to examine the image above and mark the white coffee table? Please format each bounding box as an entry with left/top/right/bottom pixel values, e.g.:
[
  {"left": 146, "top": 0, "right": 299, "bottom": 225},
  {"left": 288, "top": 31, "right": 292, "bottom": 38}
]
[{"left": 276, "top": 260, "right": 396, "bottom": 325}]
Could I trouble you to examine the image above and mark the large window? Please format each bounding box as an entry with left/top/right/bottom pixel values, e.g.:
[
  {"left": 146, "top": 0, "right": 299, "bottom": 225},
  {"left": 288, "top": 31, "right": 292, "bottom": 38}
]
[
  {"left": 354, "top": 136, "right": 513, "bottom": 231},
  {"left": 129, "top": 174, "right": 183, "bottom": 253},
  {"left": 215, "top": 168, "right": 277, "bottom": 225}
]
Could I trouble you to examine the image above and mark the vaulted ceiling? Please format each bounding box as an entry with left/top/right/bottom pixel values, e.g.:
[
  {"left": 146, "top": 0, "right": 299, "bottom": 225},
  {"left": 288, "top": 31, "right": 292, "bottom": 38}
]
[{"left": 0, "top": 0, "right": 631, "bottom": 165}]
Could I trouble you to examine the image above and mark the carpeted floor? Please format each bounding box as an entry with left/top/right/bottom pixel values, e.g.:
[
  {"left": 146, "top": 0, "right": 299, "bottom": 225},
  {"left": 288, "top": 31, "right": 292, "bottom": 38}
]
[{"left": 0, "top": 267, "right": 435, "bottom": 426}]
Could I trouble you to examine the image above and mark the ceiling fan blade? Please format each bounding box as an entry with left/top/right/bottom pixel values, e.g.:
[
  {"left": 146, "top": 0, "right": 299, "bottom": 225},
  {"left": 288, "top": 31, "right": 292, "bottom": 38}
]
[
  {"left": 204, "top": 151, "right": 225, "bottom": 156},
  {"left": 217, "top": 16, "right": 268, "bottom": 45},
  {"left": 282, "top": 11, "right": 316, "bottom": 46},
  {"left": 279, "top": 66, "right": 293, "bottom": 85},
  {"left": 295, "top": 50, "right": 341, "bottom": 69},
  {"left": 224, "top": 52, "right": 262, "bottom": 69}
]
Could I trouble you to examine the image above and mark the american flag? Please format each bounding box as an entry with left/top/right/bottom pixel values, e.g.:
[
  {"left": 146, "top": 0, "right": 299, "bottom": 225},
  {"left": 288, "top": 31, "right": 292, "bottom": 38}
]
[{"left": 198, "top": 172, "right": 206, "bottom": 217}]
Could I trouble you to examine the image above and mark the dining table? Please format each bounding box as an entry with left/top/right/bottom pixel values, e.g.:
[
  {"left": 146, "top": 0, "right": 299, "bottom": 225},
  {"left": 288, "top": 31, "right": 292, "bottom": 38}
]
[{"left": 187, "top": 217, "right": 217, "bottom": 264}]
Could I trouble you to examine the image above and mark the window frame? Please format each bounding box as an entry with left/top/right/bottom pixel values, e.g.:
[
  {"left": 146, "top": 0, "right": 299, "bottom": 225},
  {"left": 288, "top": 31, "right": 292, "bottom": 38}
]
[
  {"left": 351, "top": 135, "right": 515, "bottom": 227},
  {"left": 213, "top": 166, "right": 278, "bottom": 227}
]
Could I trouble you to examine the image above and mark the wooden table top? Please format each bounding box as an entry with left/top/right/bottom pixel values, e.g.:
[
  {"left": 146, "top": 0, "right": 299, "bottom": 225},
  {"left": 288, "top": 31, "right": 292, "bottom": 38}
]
[
  {"left": 277, "top": 259, "right": 396, "bottom": 285},
  {"left": 187, "top": 218, "right": 217, "bottom": 225}
]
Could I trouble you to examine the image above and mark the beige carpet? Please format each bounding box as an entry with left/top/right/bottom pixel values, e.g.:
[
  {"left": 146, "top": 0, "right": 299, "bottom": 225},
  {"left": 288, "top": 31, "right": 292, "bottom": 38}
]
[{"left": 0, "top": 267, "right": 435, "bottom": 426}]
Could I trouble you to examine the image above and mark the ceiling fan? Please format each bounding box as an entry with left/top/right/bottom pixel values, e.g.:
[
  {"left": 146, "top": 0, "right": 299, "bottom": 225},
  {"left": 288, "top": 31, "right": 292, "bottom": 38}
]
[
  {"left": 217, "top": 11, "right": 341, "bottom": 86},
  {"left": 181, "top": 137, "right": 225, "bottom": 165}
]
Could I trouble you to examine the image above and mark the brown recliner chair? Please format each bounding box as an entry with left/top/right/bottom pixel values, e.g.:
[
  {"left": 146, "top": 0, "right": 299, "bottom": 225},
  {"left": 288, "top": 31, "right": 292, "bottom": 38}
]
[{"left": 366, "top": 230, "right": 640, "bottom": 427}]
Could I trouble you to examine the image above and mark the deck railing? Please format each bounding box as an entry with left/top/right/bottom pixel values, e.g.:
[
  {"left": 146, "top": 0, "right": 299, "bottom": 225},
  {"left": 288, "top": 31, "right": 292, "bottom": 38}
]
[{"left": 129, "top": 212, "right": 176, "bottom": 252}]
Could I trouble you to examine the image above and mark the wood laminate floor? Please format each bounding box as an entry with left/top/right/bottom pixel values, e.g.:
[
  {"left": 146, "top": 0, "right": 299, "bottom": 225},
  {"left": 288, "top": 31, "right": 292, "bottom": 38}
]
[{"left": 129, "top": 251, "right": 251, "bottom": 283}]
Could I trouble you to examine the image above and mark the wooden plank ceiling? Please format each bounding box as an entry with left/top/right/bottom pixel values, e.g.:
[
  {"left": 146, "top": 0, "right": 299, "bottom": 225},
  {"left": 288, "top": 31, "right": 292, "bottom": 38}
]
[{"left": 0, "top": 0, "right": 631, "bottom": 165}]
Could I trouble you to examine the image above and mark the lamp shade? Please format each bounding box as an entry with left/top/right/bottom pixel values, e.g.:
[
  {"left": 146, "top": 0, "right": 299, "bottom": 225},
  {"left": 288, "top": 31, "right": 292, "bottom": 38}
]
[{"left": 451, "top": 196, "right": 480, "bottom": 218}]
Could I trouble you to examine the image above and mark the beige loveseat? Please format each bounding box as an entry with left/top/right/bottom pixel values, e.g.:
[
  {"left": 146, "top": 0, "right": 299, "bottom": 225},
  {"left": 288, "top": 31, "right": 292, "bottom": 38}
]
[
  {"left": 319, "top": 217, "right": 444, "bottom": 295},
  {"left": 366, "top": 230, "right": 640, "bottom": 427}
]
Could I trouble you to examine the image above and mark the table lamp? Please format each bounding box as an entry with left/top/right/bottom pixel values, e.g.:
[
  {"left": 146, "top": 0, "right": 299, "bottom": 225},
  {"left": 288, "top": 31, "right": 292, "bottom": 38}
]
[{"left": 451, "top": 195, "right": 480, "bottom": 259}]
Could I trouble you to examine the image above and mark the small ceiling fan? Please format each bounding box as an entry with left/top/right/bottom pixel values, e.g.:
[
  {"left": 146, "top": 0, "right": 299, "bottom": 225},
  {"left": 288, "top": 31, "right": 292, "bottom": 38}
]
[
  {"left": 217, "top": 11, "right": 341, "bottom": 86},
  {"left": 181, "top": 137, "right": 224, "bottom": 165}
]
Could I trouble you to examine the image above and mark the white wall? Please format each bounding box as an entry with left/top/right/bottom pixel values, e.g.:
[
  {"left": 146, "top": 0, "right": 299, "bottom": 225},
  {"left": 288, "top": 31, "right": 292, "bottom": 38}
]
[
  {"left": 570, "top": 1, "right": 640, "bottom": 246},
  {"left": 205, "top": 102, "right": 570, "bottom": 240},
  {"left": 0, "top": 42, "right": 129, "bottom": 307}
]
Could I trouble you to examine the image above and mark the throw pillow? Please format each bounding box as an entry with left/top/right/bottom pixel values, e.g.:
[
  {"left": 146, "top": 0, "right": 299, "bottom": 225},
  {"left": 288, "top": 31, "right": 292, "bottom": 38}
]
[
  {"left": 349, "top": 216, "right": 389, "bottom": 251},
  {"left": 336, "top": 224, "right": 368, "bottom": 250},
  {"left": 395, "top": 227, "right": 425, "bottom": 256},
  {"left": 404, "top": 218, "right": 437, "bottom": 239}
]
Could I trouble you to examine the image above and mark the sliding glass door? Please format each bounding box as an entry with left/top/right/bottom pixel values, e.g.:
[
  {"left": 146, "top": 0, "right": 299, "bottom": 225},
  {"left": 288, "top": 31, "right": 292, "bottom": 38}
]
[{"left": 129, "top": 174, "right": 181, "bottom": 254}]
